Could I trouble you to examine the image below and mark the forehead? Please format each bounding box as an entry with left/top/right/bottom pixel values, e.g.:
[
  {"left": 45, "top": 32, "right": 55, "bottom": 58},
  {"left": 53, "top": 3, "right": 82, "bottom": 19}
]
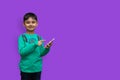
[{"left": 25, "top": 17, "right": 37, "bottom": 21}]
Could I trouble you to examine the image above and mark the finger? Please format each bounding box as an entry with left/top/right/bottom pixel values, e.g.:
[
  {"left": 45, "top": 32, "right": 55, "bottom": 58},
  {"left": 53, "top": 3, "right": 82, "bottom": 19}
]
[
  {"left": 48, "top": 43, "right": 52, "bottom": 47},
  {"left": 45, "top": 46, "right": 49, "bottom": 48},
  {"left": 40, "top": 40, "right": 46, "bottom": 42},
  {"left": 47, "top": 45, "right": 49, "bottom": 47},
  {"left": 49, "top": 42, "right": 53, "bottom": 45},
  {"left": 47, "top": 43, "right": 52, "bottom": 46},
  {"left": 45, "top": 45, "right": 49, "bottom": 48}
]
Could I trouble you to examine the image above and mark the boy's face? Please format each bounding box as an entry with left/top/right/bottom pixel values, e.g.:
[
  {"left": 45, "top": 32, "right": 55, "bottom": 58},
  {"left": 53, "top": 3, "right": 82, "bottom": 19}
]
[{"left": 24, "top": 17, "right": 38, "bottom": 32}]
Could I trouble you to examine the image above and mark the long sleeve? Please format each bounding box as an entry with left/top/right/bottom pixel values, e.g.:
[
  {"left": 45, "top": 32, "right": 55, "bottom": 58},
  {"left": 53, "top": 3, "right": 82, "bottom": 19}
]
[
  {"left": 40, "top": 45, "right": 50, "bottom": 57},
  {"left": 18, "top": 35, "right": 38, "bottom": 57},
  {"left": 39, "top": 37, "right": 50, "bottom": 57}
]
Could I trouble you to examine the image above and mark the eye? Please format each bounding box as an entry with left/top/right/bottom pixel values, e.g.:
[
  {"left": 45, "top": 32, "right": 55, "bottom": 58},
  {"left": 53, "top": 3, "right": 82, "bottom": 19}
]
[
  {"left": 26, "top": 21, "right": 30, "bottom": 24},
  {"left": 32, "top": 21, "right": 36, "bottom": 24}
]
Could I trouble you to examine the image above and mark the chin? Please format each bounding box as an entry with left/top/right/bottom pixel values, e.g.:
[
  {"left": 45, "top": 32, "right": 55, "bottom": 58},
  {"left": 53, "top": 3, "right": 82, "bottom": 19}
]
[{"left": 27, "top": 29, "right": 35, "bottom": 32}]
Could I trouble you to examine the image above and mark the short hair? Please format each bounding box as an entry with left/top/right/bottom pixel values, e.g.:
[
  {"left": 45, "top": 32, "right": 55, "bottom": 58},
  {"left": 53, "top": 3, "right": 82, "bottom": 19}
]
[{"left": 23, "top": 12, "right": 38, "bottom": 22}]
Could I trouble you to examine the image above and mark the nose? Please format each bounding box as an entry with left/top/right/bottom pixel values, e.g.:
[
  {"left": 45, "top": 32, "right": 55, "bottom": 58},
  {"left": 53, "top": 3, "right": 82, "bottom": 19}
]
[{"left": 29, "top": 22, "right": 33, "bottom": 26}]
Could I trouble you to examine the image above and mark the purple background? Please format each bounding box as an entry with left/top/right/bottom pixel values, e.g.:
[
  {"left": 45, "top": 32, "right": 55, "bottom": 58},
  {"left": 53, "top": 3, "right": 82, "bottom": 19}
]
[{"left": 0, "top": 0, "right": 120, "bottom": 80}]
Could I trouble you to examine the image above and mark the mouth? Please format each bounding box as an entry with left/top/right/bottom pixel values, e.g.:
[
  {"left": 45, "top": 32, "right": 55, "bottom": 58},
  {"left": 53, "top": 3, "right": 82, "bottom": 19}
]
[
  {"left": 28, "top": 26, "right": 34, "bottom": 29},
  {"left": 28, "top": 26, "right": 33, "bottom": 28},
  {"left": 27, "top": 26, "right": 34, "bottom": 30}
]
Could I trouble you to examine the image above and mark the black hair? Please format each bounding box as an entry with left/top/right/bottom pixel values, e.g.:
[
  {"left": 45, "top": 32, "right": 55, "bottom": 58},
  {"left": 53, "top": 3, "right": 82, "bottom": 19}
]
[{"left": 23, "top": 12, "right": 38, "bottom": 22}]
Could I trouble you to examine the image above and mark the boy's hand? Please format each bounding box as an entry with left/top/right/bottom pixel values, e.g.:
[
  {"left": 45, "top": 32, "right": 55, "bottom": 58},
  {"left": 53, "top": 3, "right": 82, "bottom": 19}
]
[
  {"left": 45, "top": 38, "right": 55, "bottom": 48},
  {"left": 45, "top": 41, "right": 53, "bottom": 48},
  {"left": 38, "top": 40, "right": 46, "bottom": 46}
]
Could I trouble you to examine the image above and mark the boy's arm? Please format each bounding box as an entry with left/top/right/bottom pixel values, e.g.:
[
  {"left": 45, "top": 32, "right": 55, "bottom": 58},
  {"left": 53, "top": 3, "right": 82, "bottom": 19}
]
[
  {"left": 39, "top": 37, "right": 50, "bottom": 57},
  {"left": 18, "top": 35, "right": 38, "bottom": 57},
  {"left": 40, "top": 43, "right": 50, "bottom": 57}
]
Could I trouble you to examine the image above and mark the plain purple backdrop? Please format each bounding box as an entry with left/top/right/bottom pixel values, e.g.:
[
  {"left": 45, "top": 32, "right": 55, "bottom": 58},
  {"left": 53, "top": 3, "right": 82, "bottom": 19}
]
[{"left": 0, "top": 0, "right": 120, "bottom": 80}]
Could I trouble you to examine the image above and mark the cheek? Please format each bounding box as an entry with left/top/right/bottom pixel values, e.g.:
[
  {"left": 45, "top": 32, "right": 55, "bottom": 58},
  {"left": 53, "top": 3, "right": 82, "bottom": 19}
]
[
  {"left": 25, "top": 24, "right": 29, "bottom": 27},
  {"left": 33, "top": 24, "right": 37, "bottom": 26}
]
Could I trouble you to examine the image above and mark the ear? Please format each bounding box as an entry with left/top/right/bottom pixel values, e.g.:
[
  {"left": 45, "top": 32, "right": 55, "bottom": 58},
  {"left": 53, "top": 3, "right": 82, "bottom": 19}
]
[
  {"left": 36, "top": 21, "right": 38, "bottom": 27},
  {"left": 23, "top": 23, "right": 27, "bottom": 28}
]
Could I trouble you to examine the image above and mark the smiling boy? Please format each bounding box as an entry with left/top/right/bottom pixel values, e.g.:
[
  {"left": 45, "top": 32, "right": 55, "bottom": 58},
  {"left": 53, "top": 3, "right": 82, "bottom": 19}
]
[{"left": 18, "top": 12, "right": 53, "bottom": 80}]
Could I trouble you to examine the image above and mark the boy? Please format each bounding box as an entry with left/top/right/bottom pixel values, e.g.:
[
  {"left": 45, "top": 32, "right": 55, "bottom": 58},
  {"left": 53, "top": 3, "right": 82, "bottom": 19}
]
[{"left": 18, "top": 12, "right": 53, "bottom": 80}]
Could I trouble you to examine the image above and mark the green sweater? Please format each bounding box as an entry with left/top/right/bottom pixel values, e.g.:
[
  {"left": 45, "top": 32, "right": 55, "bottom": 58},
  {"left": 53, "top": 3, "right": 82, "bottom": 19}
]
[{"left": 18, "top": 33, "right": 50, "bottom": 73}]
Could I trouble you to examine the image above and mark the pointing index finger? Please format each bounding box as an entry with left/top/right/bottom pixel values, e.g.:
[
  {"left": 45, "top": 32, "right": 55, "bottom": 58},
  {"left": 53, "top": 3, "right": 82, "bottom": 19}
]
[{"left": 40, "top": 40, "right": 46, "bottom": 42}]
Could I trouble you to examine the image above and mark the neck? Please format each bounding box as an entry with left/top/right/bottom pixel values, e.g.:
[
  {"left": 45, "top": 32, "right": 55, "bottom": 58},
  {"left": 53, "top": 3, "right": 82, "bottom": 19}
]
[{"left": 26, "top": 30, "right": 35, "bottom": 34}]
